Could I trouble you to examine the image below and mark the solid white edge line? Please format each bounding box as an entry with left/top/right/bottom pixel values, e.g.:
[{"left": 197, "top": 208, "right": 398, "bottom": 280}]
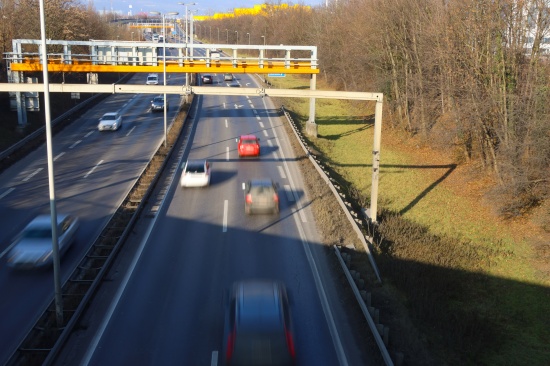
[
  {"left": 223, "top": 200, "right": 228, "bottom": 233},
  {"left": 85, "top": 131, "right": 94, "bottom": 138},
  {"left": 262, "top": 96, "right": 348, "bottom": 363},
  {"left": 79, "top": 96, "right": 197, "bottom": 363}
]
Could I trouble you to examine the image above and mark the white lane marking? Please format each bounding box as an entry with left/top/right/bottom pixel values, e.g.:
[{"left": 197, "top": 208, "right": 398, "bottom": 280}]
[
  {"left": 211, "top": 351, "right": 218, "bottom": 366},
  {"left": 54, "top": 152, "right": 65, "bottom": 161},
  {"left": 225, "top": 119, "right": 228, "bottom": 128},
  {"left": 85, "top": 131, "right": 94, "bottom": 138},
  {"left": 273, "top": 151, "right": 280, "bottom": 161},
  {"left": 69, "top": 140, "right": 82, "bottom": 149},
  {"left": 263, "top": 130, "right": 268, "bottom": 137},
  {"left": 253, "top": 110, "right": 258, "bottom": 115},
  {"left": 0, "top": 187, "right": 15, "bottom": 200},
  {"left": 284, "top": 185, "right": 295, "bottom": 201},
  {"left": 277, "top": 166, "right": 287, "bottom": 179},
  {"left": 126, "top": 126, "right": 136, "bottom": 136},
  {"left": 226, "top": 146, "right": 230, "bottom": 161},
  {"left": 223, "top": 102, "right": 227, "bottom": 109},
  {"left": 83, "top": 160, "right": 104, "bottom": 178},
  {"left": 256, "top": 115, "right": 261, "bottom": 120},
  {"left": 267, "top": 140, "right": 273, "bottom": 147},
  {"left": 222, "top": 200, "right": 228, "bottom": 233},
  {"left": 249, "top": 104, "right": 255, "bottom": 109},
  {"left": 22, "top": 168, "right": 43, "bottom": 182},
  {"left": 259, "top": 122, "right": 264, "bottom": 129}
]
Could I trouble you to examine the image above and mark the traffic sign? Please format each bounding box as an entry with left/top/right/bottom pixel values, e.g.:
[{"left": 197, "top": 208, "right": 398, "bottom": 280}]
[{"left": 267, "top": 73, "right": 286, "bottom": 77}]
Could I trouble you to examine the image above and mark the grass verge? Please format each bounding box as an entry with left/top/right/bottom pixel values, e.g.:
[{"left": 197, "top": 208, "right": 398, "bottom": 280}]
[{"left": 265, "top": 74, "right": 550, "bottom": 366}]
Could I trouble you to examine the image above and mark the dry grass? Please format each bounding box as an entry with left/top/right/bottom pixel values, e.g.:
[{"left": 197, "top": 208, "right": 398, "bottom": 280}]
[{"left": 267, "top": 74, "right": 550, "bottom": 366}]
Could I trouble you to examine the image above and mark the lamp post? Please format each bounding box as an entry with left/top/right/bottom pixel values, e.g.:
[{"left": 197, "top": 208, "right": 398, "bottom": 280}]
[
  {"left": 38, "top": 0, "right": 63, "bottom": 328},
  {"left": 178, "top": 2, "right": 196, "bottom": 43},
  {"left": 246, "top": 32, "right": 250, "bottom": 45},
  {"left": 235, "top": 30, "right": 238, "bottom": 44},
  {"left": 208, "top": 26, "right": 212, "bottom": 42},
  {"left": 261, "top": 35, "right": 266, "bottom": 57},
  {"left": 150, "top": 11, "right": 179, "bottom": 148},
  {"left": 131, "top": 31, "right": 134, "bottom": 41},
  {"left": 225, "top": 29, "right": 229, "bottom": 44},
  {"left": 178, "top": 2, "right": 196, "bottom": 102},
  {"left": 217, "top": 27, "right": 220, "bottom": 43}
]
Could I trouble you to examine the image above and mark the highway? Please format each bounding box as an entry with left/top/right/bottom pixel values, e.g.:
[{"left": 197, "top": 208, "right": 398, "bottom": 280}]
[
  {"left": 1, "top": 47, "right": 375, "bottom": 365},
  {"left": 55, "top": 72, "right": 372, "bottom": 366},
  {"left": 0, "top": 70, "right": 183, "bottom": 364}
]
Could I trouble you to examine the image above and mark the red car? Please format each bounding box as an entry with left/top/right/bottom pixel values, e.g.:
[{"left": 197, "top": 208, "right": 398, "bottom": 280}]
[{"left": 236, "top": 135, "right": 260, "bottom": 157}]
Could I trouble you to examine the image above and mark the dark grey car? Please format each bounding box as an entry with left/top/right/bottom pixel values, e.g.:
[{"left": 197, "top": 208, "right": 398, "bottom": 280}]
[
  {"left": 151, "top": 96, "right": 167, "bottom": 112},
  {"left": 243, "top": 179, "right": 279, "bottom": 215},
  {"left": 224, "top": 280, "right": 295, "bottom": 366}
]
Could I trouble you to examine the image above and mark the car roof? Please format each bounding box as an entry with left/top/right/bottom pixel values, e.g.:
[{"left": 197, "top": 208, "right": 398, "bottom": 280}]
[
  {"left": 234, "top": 280, "right": 285, "bottom": 331},
  {"left": 185, "top": 159, "right": 207, "bottom": 167},
  {"left": 240, "top": 134, "right": 258, "bottom": 140},
  {"left": 102, "top": 112, "right": 118, "bottom": 117},
  {"left": 249, "top": 179, "right": 275, "bottom": 187},
  {"left": 26, "top": 214, "right": 71, "bottom": 228}
]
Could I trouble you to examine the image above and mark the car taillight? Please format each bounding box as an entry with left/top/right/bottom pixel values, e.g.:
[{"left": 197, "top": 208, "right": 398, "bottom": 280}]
[
  {"left": 226, "top": 329, "right": 236, "bottom": 361},
  {"left": 273, "top": 194, "right": 279, "bottom": 202},
  {"left": 246, "top": 194, "right": 253, "bottom": 204},
  {"left": 285, "top": 327, "right": 296, "bottom": 359}
]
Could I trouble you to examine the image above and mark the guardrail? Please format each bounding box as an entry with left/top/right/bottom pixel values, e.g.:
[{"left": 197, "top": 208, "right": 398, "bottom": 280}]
[{"left": 280, "top": 106, "right": 407, "bottom": 365}]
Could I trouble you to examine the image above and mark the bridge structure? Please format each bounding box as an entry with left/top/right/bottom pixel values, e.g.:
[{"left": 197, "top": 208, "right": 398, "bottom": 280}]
[{"left": 1, "top": 38, "right": 384, "bottom": 223}]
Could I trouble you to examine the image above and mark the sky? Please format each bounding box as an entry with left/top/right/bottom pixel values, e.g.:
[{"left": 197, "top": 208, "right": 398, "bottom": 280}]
[{"left": 92, "top": 0, "right": 327, "bottom": 17}]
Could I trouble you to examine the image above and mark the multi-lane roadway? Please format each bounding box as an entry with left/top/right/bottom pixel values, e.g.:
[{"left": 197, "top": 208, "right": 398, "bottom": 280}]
[{"left": 0, "top": 49, "right": 376, "bottom": 365}]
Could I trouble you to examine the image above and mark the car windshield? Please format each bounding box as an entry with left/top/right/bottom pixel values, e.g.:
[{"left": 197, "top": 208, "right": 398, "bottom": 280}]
[
  {"left": 102, "top": 115, "right": 116, "bottom": 120},
  {"left": 186, "top": 162, "right": 206, "bottom": 173},
  {"left": 153, "top": 97, "right": 163, "bottom": 103},
  {"left": 242, "top": 139, "right": 257, "bottom": 144},
  {"left": 22, "top": 228, "right": 52, "bottom": 239}
]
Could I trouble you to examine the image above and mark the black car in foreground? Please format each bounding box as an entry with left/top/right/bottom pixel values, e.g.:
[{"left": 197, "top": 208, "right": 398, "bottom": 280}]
[{"left": 224, "top": 280, "right": 295, "bottom": 366}]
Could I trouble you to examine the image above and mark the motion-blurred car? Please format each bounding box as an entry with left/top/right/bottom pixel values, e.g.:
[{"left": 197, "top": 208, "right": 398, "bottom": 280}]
[
  {"left": 228, "top": 80, "right": 240, "bottom": 87},
  {"left": 180, "top": 159, "right": 211, "bottom": 188},
  {"left": 224, "top": 73, "right": 234, "bottom": 81},
  {"left": 236, "top": 135, "right": 260, "bottom": 157},
  {"left": 243, "top": 179, "right": 279, "bottom": 214},
  {"left": 97, "top": 112, "right": 122, "bottom": 131},
  {"left": 7, "top": 214, "right": 79, "bottom": 269},
  {"left": 146, "top": 73, "right": 159, "bottom": 85},
  {"left": 151, "top": 96, "right": 168, "bottom": 112},
  {"left": 201, "top": 74, "right": 213, "bottom": 84},
  {"left": 224, "top": 280, "right": 295, "bottom": 366}
]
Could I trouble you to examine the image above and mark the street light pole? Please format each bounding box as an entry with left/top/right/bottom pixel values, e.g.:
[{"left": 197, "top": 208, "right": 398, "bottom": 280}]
[
  {"left": 217, "top": 27, "right": 220, "bottom": 43},
  {"left": 178, "top": 2, "right": 196, "bottom": 102},
  {"left": 225, "top": 29, "right": 228, "bottom": 43},
  {"left": 247, "top": 32, "right": 250, "bottom": 45},
  {"left": 131, "top": 31, "right": 134, "bottom": 41},
  {"left": 235, "top": 30, "right": 238, "bottom": 44},
  {"left": 39, "top": 0, "right": 63, "bottom": 328},
  {"left": 150, "top": 11, "right": 179, "bottom": 148}
]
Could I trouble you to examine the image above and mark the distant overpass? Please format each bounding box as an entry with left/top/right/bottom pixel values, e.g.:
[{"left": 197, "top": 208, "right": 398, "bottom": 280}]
[{"left": 5, "top": 39, "right": 319, "bottom": 75}]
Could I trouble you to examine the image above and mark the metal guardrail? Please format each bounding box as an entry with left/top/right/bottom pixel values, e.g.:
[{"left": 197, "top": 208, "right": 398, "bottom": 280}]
[{"left": 280, "top": 106, "right": 382, "bottom": 282}]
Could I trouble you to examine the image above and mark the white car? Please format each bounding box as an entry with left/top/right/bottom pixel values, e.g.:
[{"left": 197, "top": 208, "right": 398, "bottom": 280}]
[
  {"left": 98, "top": 112, "right": 122, "bottom": 131},
  {"left": 146, "top": 74, "right": 159, "bottom": 85},
  {"left": 7, "top": 214, "right": 79, "bottom": 269},
  {"left": 180, "top": 159, "right": 211, "bottom": 188}
]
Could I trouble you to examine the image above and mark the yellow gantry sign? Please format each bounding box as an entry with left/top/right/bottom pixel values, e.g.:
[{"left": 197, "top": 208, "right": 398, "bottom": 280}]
[
  {"left": 9, "top": 59, "right": 319, "bottom": 74},
  {"left": 7, "top": 39, "right": 319, "bottom": 75}
]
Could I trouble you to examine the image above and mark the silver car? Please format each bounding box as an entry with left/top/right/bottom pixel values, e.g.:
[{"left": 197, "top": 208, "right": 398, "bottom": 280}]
[
  {"left": 7, "top": 214, "right": 79, "bottom": 269},
  {"left": 97, "top": 112, "right": 122, "bottom": 131}
]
